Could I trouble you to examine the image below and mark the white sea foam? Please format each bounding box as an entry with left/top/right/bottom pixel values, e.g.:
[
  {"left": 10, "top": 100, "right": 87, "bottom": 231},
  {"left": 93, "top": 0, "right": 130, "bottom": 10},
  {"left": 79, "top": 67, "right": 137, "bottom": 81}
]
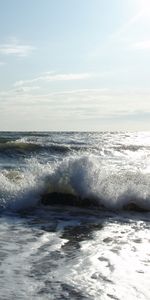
[
  {"left": 0, "top": 154, "right": 150, "bottom": 211},
  {"left": 0, "top": 159, "right": 53, "bottom": 210}
]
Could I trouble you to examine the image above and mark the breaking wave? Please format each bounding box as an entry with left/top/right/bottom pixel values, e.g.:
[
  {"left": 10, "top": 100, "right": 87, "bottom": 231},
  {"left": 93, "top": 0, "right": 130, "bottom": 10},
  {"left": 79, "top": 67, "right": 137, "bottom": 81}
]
[
  {"left": 0, "top": 155, "right": 150, "bottom": 212},
  {"left": 0, "top": 141, "right": 74, "bottom": 156},
  {"left": 0, "top": 136, "right": 94, "bottom": 158}
]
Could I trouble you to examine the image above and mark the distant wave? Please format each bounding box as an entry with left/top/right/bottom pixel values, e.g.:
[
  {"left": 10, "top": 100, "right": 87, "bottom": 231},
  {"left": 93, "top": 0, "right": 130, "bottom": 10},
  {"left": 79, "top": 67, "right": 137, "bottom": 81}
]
[
  {"left": 114, "top": 144, "right": 148, "bottom": 152},
  {"left": 0, "top": 142, "right": 40, "bottom": 151},
  {"left": 0, "top": 141, "right": 147, "bottom": 159},
  {"left": 0, "top": 155, "right": 150, "bottom": 212},
  {"left": 0, "top": 138, "right": 12, "bottom": 143},
  {"left": 0, "top": 141, "right": 76, "bottom": 155}
]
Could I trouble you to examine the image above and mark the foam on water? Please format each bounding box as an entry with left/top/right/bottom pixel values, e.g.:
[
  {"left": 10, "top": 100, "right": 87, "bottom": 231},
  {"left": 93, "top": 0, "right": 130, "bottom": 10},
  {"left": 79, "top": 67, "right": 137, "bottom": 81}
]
[
  {"left": 0, "top": 154, "right": 150, "bottom": 211},
  {"left": 0, "top": 132, "right": 150, "bottom": 299},
  {"left": 0, "top": 159, "right": 53, "bottom": 210}
]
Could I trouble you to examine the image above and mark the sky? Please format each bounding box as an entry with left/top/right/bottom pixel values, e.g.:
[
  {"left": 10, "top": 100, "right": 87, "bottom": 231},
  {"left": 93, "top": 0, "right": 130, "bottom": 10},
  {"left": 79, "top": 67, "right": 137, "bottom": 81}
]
[{"left": 0, "top": 0, "right": 150, "bottom": 131}]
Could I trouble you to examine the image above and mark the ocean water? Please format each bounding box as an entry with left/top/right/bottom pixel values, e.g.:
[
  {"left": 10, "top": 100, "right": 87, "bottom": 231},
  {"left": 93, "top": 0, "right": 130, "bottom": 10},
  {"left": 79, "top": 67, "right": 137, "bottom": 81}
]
[{"left": 0, "top": 131, "right": 150, "bottom": 299}]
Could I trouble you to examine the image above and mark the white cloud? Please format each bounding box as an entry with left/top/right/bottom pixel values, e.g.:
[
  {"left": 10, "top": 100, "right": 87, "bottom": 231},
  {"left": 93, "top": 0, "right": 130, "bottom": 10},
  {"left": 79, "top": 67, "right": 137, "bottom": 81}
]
[
  {"left": 14, "top": 86, "right": 40, "bottom": 93},
  {"left": 0, "top": 38, "right": 35, "bottom": 57},
  {"left": 1, "top": 85, "right": 150, "bottom": 115},
  {"left": 14, "top": 72, "right": 92, "bottom": 87},
  {"left": 0, "top": 85, "right": 150, "bottom": 130}
]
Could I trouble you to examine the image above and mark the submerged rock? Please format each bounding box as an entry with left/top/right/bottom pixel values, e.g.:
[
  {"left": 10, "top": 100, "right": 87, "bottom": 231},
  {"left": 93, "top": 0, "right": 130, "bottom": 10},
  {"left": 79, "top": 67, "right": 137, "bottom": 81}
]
[
  {"left": 40, "top": 193, "right": 150, "bottom": 212},
  {"left": 40, "top": 192, "right": 100, "bottom": 208},
  {"left": 123, "top": 202, "right": 149, "bottom": 212}
]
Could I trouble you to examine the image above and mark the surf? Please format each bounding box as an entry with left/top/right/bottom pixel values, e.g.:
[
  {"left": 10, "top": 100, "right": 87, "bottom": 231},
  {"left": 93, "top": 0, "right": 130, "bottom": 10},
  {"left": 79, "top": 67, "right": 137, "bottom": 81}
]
[{"left": 0, "top": 155, "right": 150, "bottom": 212}]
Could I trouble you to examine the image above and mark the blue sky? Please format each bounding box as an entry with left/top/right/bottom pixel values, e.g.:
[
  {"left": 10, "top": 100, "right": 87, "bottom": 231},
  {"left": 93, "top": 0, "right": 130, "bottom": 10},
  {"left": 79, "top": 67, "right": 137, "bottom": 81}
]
[{"left": 0, "top": 0, "right": 150, "bottom": 130}]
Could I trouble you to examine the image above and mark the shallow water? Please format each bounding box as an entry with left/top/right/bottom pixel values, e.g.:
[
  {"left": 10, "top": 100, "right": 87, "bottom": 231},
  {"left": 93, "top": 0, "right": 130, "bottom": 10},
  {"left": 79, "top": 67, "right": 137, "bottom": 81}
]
[
  {"left": 0, "top": 132, "right": 150, "bottom": 299},
  {"left": 0, "top": 208, "right": 149, "bottom": 300}
]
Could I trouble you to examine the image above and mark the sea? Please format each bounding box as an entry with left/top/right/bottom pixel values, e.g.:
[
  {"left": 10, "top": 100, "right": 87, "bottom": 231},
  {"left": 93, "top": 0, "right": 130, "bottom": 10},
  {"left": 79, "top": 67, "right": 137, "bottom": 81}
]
[{"left": 0, "top": 131, "right": 149, "bottom": 300}]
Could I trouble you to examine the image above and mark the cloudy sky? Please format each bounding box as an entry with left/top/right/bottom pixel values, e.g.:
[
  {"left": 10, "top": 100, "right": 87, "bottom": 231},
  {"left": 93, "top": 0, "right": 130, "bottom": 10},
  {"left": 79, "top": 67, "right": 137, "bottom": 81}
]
[{"left": 0, "top": 0, "right": 150, "bottom": 131}]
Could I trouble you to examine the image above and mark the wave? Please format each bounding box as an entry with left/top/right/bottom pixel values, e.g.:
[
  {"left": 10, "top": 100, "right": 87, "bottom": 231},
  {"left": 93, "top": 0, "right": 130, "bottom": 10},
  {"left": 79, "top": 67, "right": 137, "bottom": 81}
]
[
  {"left": 0, "top": 139, "right": 92, "bottom": 157},
  {"left": 0, "top": 137, "right": 14, "bottom": 143},
  {"left": 0, "top": 141, "right": 40, "bottom": 151},
  {"left": 1, "top": 139, "right": 148, "bottom": 159},
  {"left": 114, "top": 144, "right": 150, "bottom": 152},
  {"left": 0, "top": 141, "right": 73, "bottom": 155},
  {"left": 0, "top": 155, "right": 150, "bottom": 212}
]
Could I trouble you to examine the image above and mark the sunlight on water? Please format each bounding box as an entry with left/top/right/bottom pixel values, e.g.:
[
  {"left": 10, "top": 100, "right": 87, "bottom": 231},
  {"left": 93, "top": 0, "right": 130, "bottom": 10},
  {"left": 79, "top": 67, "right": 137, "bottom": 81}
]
[
  {"left": 76, "top": 219, "right": 150, "bottom": 299},
  {"left": 0, "top": 132, "right": 150, "bottom": 299}
]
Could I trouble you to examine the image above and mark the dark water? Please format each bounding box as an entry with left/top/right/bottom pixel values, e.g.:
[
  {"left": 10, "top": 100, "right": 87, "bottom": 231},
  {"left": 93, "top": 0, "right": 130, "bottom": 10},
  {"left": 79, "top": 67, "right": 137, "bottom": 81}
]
[{"left": 0, "top": 132, "right": 150, "bottom": 299}]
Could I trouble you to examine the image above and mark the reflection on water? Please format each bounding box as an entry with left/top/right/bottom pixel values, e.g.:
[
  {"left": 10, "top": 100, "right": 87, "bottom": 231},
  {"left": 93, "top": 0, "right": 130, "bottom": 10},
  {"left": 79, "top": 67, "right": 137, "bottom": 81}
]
[{"left": 0, "top": 207, "right": 149, "bottom": 300}]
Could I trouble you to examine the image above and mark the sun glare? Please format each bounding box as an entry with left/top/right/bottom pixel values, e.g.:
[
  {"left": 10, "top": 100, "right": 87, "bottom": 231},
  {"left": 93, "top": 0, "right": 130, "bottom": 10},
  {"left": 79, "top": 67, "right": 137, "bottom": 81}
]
[{"left": 138, "top": 0, "right": 150, "bottom": 14}]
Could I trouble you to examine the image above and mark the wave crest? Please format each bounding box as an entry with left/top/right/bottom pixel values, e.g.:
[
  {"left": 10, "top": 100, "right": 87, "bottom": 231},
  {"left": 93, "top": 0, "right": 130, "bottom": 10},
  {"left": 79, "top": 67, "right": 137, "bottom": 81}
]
[{"left": 0, "top": 155, "right": 150, "bottom": 212}]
